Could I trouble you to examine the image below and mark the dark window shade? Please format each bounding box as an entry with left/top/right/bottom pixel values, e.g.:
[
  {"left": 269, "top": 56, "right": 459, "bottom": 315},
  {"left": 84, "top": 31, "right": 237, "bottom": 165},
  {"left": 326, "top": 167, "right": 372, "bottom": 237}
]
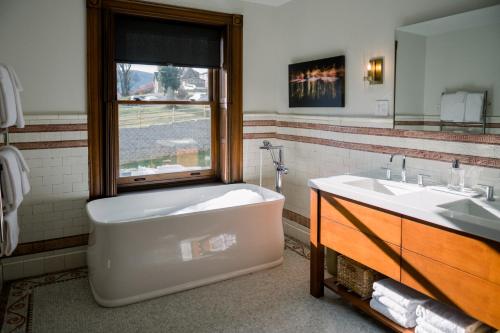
[{"left": 115, "top": 15, "right": 222, "bottom": 68}]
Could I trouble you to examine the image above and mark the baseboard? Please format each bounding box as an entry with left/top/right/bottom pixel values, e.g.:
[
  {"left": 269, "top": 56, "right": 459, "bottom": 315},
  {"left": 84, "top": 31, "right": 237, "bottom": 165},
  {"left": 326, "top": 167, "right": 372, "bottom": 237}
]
[
  {"left": 283, "top": 218, "right": 310, "bottom": 246},
  {"left": 1, "top": 246, "right": 87, "bottom": 281}
]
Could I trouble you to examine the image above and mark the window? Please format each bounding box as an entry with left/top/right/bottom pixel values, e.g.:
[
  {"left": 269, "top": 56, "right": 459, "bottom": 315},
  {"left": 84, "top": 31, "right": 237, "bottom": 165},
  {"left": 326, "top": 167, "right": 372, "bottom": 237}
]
[
  {"left": 116, "top": 64, "right": 215, "bottom": 183},
  {"left": 87, "top": 0, "right": 243, "bottom": 198}
]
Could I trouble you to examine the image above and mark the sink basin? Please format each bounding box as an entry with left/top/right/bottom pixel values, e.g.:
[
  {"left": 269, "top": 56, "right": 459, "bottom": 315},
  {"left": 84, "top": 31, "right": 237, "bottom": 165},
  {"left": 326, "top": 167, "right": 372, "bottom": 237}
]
[
  {"left": 344, "top": 179, "right": 423, "bottom": 196},
  {"left": 438, "top": 199, "right": 500, "bottom": 222}
]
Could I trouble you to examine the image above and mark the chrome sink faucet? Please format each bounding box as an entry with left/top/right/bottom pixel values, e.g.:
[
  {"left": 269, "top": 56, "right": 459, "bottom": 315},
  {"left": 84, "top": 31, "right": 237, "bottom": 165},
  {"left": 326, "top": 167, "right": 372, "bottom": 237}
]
[{"left": 389, "top": 154, "right": 407, "bottom": 183}]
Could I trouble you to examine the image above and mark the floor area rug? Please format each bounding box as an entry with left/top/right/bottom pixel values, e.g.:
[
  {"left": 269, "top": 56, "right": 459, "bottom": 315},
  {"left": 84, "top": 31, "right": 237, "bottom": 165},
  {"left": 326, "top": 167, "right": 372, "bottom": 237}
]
[{"left": 1, "top": 237, "right": 389, "bottom": 333}]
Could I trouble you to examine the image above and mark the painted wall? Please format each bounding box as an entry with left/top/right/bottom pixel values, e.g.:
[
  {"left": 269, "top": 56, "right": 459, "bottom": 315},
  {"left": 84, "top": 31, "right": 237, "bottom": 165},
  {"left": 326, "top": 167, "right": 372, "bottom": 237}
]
[
  {"left": 274, "top": 0, "right": 500, "bottom": 117},
  {"left": 0, "top": 0, "right": 278, "bottom": 114},
  {"left": 0, "top": 0, "right": 86, "bottom": 113},
  {"left": 423, "top": 23, "right": 500, "bottom": 117}
]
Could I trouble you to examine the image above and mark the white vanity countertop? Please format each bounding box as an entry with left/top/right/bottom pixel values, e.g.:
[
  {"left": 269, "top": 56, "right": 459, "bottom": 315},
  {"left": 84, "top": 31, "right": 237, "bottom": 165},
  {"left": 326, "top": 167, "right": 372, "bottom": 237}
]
[{"left": 309, "top": 175, "right": 500, "bottom": 243}]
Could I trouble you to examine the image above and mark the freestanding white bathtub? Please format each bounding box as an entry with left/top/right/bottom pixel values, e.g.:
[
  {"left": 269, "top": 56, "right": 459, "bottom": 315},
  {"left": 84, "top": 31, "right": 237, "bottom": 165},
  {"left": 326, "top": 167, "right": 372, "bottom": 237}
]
[{"left": 86, "top": 183, "right": 285, "bottom": 307}]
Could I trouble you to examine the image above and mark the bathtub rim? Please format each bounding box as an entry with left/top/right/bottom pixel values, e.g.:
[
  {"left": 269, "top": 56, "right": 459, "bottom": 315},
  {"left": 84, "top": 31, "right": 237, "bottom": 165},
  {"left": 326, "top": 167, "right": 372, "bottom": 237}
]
[
  {"left": 89, "top": 255, "right": 284, "bottom": 307},
  {"left": 86, "top": 183, "right": 284, "bottom": 225}
]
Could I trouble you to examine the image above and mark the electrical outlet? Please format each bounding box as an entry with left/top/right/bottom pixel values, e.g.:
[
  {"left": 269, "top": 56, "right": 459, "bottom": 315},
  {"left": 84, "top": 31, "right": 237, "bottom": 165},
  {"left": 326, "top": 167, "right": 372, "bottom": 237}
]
[{"left": 376, "top": 100, "right": 390, "bottom": 116}]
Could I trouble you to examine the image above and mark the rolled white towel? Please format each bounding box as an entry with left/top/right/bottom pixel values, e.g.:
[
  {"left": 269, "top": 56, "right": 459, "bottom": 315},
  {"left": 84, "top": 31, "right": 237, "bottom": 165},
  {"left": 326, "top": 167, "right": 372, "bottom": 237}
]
[
  {"left": 373, "top": 278, "right": 428, "bottom": 309},
  {"left": 0, "top": 210, "right": 19, "bottom": 256},
  {"left": 416, "top": 300, "right": 494, "bottom": 333},
  {"left": 370, "top": 298, "right": 417, "bottom": 328}
]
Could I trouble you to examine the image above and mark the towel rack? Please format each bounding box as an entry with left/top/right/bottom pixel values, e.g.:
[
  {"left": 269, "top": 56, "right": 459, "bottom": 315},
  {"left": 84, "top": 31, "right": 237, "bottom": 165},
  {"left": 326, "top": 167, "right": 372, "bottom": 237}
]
[
  {"left": 0, "top": 128, "right": 9, "bottom": 244},
  {"left": 439, "top": 91, "right": 488, "bottom": 134}
]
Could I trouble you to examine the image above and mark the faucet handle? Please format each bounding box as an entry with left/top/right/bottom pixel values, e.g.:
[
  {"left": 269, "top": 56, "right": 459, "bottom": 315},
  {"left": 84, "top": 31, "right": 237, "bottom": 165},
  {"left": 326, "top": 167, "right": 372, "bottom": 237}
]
[
  {"left": 381, "top": 167, "right": 391, "bottom": 180},
  {"left": 417, "top": 174, "right": 431, "bottom": 187},
  {"left": 477, "top": 184, "right": 495, "bottom": 201}
]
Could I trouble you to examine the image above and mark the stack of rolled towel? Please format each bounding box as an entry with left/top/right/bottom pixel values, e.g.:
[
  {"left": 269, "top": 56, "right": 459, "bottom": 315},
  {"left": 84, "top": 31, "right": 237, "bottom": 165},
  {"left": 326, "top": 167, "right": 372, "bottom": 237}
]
[
  {"left": 370, "top": 278, "right": 428, "bottom": 328},
  {"left": 416, "top": 299, "right": 495, "bottom": 333}
]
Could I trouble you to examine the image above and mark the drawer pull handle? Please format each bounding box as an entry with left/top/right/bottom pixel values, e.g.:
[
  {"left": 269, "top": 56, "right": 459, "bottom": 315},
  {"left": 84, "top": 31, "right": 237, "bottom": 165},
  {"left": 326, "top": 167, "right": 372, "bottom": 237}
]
[
  {"left": 134, "top": 177, "right": 146, "bottom": 182},
  {"left": 190, "top": 172, "right": 201, "bottom": 176}
]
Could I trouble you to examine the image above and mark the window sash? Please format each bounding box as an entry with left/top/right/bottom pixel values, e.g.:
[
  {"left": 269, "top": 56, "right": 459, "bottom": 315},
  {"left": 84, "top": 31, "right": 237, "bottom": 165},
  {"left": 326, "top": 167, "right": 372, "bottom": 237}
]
[{"left": 114, "top": 69, "right": 218, "bottom": 188}]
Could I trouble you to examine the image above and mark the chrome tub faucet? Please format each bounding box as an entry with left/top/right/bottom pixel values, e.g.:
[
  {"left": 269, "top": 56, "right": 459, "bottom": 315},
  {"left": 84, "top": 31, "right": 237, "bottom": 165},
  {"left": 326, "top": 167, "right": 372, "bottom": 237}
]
[{"left": 260, "top": 140, "right": 288, "bottom": 193}]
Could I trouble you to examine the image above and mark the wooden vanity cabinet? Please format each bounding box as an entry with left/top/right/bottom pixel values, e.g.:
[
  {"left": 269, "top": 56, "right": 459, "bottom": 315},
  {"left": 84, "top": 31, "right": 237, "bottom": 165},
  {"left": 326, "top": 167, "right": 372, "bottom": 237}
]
[{"left": 310, "top": 189, "right": 500, "bottom": 330}]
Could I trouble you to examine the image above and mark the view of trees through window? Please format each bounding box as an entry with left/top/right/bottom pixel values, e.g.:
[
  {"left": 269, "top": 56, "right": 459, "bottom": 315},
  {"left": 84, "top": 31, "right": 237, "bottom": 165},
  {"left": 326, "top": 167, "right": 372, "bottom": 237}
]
[
  {"left": 117, "top": 64, "right": 211, "bottom": 178},
  {"left": 116, "top": 63, "right": 209, "bottom": 101}
]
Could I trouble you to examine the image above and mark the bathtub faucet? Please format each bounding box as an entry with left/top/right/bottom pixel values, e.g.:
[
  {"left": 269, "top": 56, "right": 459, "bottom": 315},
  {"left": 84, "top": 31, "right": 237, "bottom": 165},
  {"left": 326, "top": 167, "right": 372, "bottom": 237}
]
[{"left": 260, "top": 140, "right": 288, "bottom": 193}]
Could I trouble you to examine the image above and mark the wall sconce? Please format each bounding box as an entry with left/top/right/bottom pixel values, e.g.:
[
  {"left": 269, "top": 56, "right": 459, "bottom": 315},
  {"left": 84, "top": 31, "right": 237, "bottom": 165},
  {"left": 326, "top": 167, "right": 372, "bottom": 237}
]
[{"left": 364, "top": 57, "right": 384, "bottom": 85}]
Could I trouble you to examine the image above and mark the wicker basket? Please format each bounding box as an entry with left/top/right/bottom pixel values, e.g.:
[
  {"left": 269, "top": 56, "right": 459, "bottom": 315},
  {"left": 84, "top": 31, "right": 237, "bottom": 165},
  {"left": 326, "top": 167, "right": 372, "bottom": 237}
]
[{"left": 337, "top": 255, "right": 379, "bottom": 299}]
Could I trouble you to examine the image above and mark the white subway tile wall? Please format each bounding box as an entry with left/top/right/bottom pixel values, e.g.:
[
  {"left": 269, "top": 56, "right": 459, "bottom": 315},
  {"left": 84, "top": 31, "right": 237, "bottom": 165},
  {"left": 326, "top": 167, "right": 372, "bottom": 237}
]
[
  {"left": 10, "top": 114, "right": 90, "bottom": 244},
  {"left": 243, "top": 113, "right": 500, "bottom": 221}
]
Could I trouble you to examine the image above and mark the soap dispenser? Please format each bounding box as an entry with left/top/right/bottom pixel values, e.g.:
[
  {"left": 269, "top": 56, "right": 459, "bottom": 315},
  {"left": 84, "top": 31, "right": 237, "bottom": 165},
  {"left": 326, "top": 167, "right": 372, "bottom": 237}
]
[{"left": 448, "top": 159, "right": 465, "bottom": 191}]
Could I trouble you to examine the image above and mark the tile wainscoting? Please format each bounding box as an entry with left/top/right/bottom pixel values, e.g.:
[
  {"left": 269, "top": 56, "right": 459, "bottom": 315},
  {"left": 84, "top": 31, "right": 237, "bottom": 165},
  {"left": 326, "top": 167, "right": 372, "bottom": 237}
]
[
  {"left": 243, "top": 112, "right": 500, "bottom": 239},
  {"left": 1, "top": 114, "right": 89, "bottom": 281},
  {"left": 2, "top": 112, "right": 499, "bottom": 281}
]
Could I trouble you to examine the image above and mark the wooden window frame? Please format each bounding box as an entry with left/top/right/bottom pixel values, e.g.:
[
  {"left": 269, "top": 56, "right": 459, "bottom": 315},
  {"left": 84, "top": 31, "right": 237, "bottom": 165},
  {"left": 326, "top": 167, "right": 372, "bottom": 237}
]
[{"left": 86, "top": 0, "right": 243, "bottom": 199}]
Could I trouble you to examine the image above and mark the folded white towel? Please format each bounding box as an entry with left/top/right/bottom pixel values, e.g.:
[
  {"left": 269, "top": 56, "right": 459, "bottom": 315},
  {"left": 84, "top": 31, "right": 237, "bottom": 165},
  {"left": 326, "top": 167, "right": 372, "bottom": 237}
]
[
  {"left": 416, "top": 300, "right": 494, "bottom": 333},
  {"left": 0, "top": 210, "right": 19, "bottom": 256},
  {"left": 370, "top": 298, "right": 417, "bottom": 328},
  {"left": 374, "top": 295, "right": 420, "bottom": 316},
  {"left": 0, "top": 64, "right": 24, "bottom": 128},
  {"left": 415, "top": 326, "right": 433, "bottom": 333},
  {"left": 0, "top": 148, "right": 24, "bottom": 212},
  {"left": 417, "top": 318, "right": 447, "bottom": 333},
  {"left": 373, "top": 278, "right": 428, "bottom": 309},
  {"left": 1, "top": 145, "right": 30, "bottom": 194},
  {"left": 464, "top": 93, "right": 484, "bottom": 123},
  {"left": 440, "top": 92, "right": 467, "bottom": 122}
]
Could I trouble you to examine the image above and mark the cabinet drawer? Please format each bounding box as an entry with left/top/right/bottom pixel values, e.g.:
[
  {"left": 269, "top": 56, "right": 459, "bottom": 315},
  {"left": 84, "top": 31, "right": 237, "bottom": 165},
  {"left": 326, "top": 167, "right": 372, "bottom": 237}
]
[
  {"left": 322, "top": 218, "right": 401, "bottom": 281},
  {"left": 321, "top": 194, "right": 401, "bottom": 245},
  {"left": 401, "top": 250, "right": 500, "bottom": 329},
  {"left": 402, "top": 219, "right": 500, "bottom": 285}
]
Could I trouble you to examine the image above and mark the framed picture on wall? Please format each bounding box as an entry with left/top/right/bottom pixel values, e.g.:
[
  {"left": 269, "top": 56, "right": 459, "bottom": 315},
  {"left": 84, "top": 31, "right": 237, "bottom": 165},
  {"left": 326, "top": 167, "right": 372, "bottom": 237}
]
[{"left": 289, "top": 55, "right": 345, "bottom": 108}]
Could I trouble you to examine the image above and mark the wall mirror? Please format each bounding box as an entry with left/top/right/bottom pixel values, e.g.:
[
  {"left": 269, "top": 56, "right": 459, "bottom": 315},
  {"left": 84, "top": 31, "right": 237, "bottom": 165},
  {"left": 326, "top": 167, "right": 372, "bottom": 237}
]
[{"left": 394, "top": 5, "right": 500, "bottom": 134}]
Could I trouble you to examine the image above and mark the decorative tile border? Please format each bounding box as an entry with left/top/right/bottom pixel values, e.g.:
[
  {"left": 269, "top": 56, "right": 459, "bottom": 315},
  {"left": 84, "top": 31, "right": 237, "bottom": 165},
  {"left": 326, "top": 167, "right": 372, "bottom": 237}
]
[
  {"left": 3, "top": 140, "right": 88, "bottom": 150},
  {"left": 11, "top": 234, "right": 89, "bottom": 257},
  {"left": 243, "top": 120, "right": 500, "bottom": 145},
  {"left": 243, "top": 132, "right": 276, "bottom": 140},
  {"left": 283, "top": 208, "right": 310, "bottom": 229},
  {"left": 0, "top": 236, "right": 310, "bottom": 333},
  {"left": 395, "top": 120, "right": 500, "bottom": 129},
  {"left": 9, "top": 124, "right": 87, "bottom": 133},
  {"left": 0, "top": 268, "right": 87, "bottom": 333}
]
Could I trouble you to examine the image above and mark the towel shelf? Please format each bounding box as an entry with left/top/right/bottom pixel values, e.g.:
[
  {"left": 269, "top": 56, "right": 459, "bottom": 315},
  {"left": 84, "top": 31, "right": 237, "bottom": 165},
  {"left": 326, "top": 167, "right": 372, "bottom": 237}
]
[
  {"left": 0, "top": 128, "right": 11, "bottom": 246},
  {"left": 324, "top": 278, "right": 415, "bottom": 333}
]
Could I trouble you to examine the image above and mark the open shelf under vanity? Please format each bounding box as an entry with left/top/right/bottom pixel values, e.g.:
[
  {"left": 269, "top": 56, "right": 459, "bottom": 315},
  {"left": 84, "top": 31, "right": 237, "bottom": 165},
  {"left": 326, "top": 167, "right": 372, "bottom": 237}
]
[{"left": 324, "top": 278, "right": 414, "bottom": 333}]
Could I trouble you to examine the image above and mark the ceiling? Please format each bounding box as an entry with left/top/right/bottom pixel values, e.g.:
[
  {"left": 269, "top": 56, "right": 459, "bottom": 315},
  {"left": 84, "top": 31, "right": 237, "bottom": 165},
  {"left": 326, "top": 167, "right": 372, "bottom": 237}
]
[{"left": 242, "top": 0, "right": 292, "bottom": 7}]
